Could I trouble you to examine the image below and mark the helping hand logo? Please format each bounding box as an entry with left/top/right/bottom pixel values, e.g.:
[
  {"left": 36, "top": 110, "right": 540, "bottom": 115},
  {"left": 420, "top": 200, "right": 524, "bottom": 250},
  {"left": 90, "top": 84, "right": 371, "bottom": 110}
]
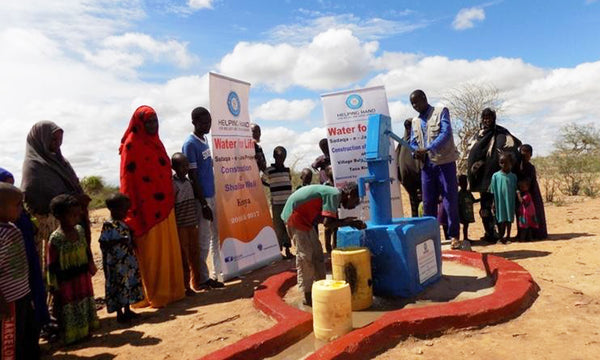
[
  {"left": 345, "top": 94, "right": 363, "bottom": 110},
  {"left": 227, "top": 91, "right": 241, "bottom": 116}
]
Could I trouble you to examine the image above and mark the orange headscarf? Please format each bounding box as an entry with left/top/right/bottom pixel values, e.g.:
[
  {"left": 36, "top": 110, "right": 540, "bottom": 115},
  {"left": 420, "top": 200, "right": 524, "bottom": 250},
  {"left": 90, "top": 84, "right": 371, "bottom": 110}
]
[{"left": 119, "top": 105, "right": 174, "bottom": 237}]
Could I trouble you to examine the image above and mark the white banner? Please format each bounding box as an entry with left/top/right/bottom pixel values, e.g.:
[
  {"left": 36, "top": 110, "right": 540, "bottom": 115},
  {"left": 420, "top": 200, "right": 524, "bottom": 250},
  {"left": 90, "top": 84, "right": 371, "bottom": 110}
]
[
  {"left": 209, "top": 72, "right": 281, "bottom": 280},
  {"left": 321, "top": 85, "right": 403, "bottom": 219}
]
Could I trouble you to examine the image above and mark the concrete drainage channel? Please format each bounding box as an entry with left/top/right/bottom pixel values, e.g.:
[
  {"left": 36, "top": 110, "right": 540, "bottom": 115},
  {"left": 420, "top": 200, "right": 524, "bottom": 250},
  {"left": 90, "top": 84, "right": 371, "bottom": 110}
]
[{"left": 200, "top": 250, "right": 539, "bottom": 360}]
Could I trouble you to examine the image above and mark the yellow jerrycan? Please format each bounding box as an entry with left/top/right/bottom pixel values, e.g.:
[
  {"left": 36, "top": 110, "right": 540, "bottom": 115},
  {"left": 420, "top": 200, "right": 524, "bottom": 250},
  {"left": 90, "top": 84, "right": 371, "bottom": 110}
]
[
  {"left": 311, "top": 280, "right": 353, "bottom": 341},
  {"left": 331, "top": 247, "right": 373, "bottom": 310}
]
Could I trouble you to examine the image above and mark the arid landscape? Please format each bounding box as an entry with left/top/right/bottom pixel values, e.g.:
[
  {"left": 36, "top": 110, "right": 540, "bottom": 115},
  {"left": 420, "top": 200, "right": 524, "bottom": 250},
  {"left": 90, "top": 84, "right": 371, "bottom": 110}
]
[{"left": 42, "top": 191, "right": 600, "bottom": 360}]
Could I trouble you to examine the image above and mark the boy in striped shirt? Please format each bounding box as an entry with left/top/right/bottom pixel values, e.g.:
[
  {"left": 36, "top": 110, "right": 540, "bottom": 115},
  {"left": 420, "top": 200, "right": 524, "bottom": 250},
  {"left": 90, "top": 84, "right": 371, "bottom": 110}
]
[
  {"left": 172, "top": 153, "right": 202, "bottom": 294},
  {"left": 0, "top": 183, "right": 39, "bottom": 359},
  {"left": 263, "top": 146, "right": 293, "bottom": 259}
]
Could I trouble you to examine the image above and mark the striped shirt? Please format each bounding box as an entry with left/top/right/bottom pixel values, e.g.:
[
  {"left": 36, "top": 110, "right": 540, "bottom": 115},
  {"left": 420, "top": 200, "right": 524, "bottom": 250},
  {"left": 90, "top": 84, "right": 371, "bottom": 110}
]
[
  {"left": 173, "top": 175, "right": 198, "bottom": 228},
  {"left": 0, "top": 223, "right": 30, "bottom": 302},
  {"left": 264, "top": 165, "right": 292, "bottom": 205}
]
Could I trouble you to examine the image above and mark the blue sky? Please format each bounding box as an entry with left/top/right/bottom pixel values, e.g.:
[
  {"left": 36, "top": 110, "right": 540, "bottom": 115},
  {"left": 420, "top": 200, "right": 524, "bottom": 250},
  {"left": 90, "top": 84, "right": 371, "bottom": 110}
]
[{"left": 1, "top": 0, "right": 599, "bottom": 185}]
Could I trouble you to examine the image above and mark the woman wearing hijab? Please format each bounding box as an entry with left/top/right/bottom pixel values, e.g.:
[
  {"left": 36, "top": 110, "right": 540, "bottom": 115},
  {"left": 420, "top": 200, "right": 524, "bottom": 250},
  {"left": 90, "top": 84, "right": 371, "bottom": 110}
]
[
  {"left": 21, "top": 121, "right": 92, "bottom": 266},
  {"left": 119, "top": 105, "right": 184, "bottom": 308},
  {"left": 467, "top": 108, "right": 521, "bottom": 242}
]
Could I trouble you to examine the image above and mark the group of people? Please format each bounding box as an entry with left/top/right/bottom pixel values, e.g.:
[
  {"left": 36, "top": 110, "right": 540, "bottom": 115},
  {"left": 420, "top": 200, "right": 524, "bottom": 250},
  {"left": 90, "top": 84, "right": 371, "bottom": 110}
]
[
  {"left": 0, "top": 106, "right": 227, "bottom": 357},
  {"left": 398, "top": 90, "right": 547, "bottom": 249},
  {"left": 0, "top": 89, "right": 549, "bottom": 358}
]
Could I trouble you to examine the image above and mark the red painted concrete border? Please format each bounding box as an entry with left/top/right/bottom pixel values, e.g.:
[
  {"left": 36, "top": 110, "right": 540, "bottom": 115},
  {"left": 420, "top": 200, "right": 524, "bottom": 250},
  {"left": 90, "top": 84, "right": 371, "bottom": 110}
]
[
  {"left": 200, "top": 251, "right": 538, "bottom": 360},
  {"left": 307, "top": 251, "right": 538, "bottom": 360},
  {"left": 199, "top": 269, "right": 312, "bottom": 360}
]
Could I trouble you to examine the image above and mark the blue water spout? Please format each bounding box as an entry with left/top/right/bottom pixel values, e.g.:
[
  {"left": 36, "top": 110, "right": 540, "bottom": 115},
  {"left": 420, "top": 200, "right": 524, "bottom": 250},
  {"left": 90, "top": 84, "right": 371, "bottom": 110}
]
[{"left": 357, "top": 114, "right": 402, "bottom": 225}]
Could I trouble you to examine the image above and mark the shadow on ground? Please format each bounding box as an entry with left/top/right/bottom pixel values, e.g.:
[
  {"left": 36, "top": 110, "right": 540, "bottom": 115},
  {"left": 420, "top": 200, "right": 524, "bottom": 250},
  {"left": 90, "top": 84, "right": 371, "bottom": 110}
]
[
  {"left": 51, "top": 354, "right": 116, "bottom": 360},
  {"left": 488, "top": 249, "right": 552, "bottom": 261},
  {"left": 42, "top": 258, "right": 296, "bottom": 359}
]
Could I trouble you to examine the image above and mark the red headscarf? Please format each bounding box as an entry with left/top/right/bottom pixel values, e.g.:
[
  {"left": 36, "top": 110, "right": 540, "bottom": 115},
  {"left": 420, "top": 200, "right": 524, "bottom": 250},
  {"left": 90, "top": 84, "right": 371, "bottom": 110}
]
[{"left": 119, "top": 105, "right": 174, "bottom": 237}]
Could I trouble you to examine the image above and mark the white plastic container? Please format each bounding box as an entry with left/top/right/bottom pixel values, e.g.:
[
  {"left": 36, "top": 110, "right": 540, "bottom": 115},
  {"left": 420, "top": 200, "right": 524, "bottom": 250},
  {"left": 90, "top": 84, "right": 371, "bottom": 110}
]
[{"left": 311, "top": 280, "right": 353, "bottom": 341}]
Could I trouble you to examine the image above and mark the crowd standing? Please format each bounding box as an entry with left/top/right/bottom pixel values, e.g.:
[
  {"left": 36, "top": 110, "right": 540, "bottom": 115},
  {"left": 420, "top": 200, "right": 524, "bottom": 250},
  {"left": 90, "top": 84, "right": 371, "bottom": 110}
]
[{"left": 0, "top": 89, "right": 548, "bottom": 357}]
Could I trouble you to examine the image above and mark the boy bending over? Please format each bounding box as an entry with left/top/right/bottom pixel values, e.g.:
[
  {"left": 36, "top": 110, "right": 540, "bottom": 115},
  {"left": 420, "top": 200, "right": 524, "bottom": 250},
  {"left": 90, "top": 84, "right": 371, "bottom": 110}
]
[{"left": 281, "top": 183, "right": 365, "bottom": 306}]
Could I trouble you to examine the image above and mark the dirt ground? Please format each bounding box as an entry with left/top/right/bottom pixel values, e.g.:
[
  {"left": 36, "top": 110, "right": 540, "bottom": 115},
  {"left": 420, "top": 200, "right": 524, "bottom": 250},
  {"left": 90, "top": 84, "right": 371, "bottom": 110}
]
[{"left": 44, "top": 193, "right": 600, "bottom": 360}]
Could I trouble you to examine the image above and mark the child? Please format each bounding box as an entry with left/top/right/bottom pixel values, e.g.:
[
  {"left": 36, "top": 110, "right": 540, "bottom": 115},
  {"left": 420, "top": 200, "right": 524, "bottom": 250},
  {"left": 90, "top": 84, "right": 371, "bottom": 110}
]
[
  {"left": 0, "top": 183, "right": 40, "bottom": 359},
  {"left": 517, "top": 178, "right": 539, "bottom": 242},
  {"left": 264, "top": 146, "right": 293, "bottom": 259},
  {"left": 458, "top": 175, "right": 478, "bottom": 241},
  {"left": 47, "top": 194, "right": 99, "bottom": 344},
  {"left": 183, "top": 107, "right": 224, "bottom": 288},
  {"left": 297, "top": 168, "right": 313, "bottom": 190},
  {"left": 312, "top": 138, "right": 331, "bottom": 184},
  {"left": 99, "top": 193, "right": 144, "bottom": 323},
  {"left": 0, "top": 168, "right": 51, "bottom": 333},
  {"left": 518, "top": 144, "right": 547, "bottom": 239},
  {"left": 489, "top": 152, "right": 517, "bottom": 244},
  {"left": 171, "top": 153, "right": 202, "bottom": 294},
  {"left": 282, "top": 182, "right": 366, "bottom": 306}
]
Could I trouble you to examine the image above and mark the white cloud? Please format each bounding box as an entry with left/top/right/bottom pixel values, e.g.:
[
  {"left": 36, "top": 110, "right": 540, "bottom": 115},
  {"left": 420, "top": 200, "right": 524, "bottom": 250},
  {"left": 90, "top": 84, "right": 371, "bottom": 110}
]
[
  {"left": 218, "top": 42, "right": 297, "bottom": 92},
  {"left": 260, "top": 126, "right": 327, "bottom": 169},
  {"left": 0, "top": 3, "right": 207, "bottom": 186},
  {"left": 84, "top": 33, "right": 197, "bottom": 76},
  {"left": 219, "top": 29, "right": 377, "bottom": 91},
  {"left": 188, "top": 0, "right": 214, "bottom": 10},
  {"left": 252, "top": 99, "right": 317, "bottom": 121},
  {"left": 369, "top": 54, "right": 600, "bottom": 156},
  {"left": 268, "top": 13, "right": 429, "bottom": 44},
  {"left": 2, "top": 2, "right": 600, "bottom": 187},
  {"left": 368, "top": 56, "right": 545, "bottom": 99},
  {"left": 452, "top": 7, "right": 485, "bottom": 30},
  {"left": 0, "top": 0, "right": 145, "bottom": 50}
]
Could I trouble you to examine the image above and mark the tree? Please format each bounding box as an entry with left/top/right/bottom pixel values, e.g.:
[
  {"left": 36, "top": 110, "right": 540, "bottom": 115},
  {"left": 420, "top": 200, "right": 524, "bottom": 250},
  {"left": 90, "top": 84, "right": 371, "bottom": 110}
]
[
  {"left": 443, "top": 83, "right": 503, "bottom": 174},
  {"left": 80, "top": 176, "right": 105, "bottom": 193},
  {"left": 555, "top": 123, "right": 600, "bottom": 155},
  {"left": 552, "top": 123, "right": 600, "bottom": 196}
]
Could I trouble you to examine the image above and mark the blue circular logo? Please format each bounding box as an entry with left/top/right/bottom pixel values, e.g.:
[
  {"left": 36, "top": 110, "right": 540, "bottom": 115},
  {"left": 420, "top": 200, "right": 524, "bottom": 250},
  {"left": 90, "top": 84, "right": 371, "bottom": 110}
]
[
  {"left": 227, "top": 91, "right": 241, "bottom": 116},
  {"left": 345, "top": 94, "right": 363, "bottom": 109}
]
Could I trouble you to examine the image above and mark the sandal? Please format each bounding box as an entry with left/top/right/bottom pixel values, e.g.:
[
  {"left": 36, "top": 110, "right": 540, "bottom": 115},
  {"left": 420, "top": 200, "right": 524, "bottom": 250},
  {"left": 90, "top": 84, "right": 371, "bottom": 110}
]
[{"left": 450, "top": 238, "right": 461, "bottom": 249}]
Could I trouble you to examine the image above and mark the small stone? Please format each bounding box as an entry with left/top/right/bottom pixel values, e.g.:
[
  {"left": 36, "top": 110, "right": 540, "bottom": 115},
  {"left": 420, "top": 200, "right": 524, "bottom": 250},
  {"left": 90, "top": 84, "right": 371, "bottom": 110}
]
[
  {"left": 425, "top": 341, "right": 434, "bottom": 346},
  {"left": 415, "top": 347, "right": 423, "bottom": 355}
]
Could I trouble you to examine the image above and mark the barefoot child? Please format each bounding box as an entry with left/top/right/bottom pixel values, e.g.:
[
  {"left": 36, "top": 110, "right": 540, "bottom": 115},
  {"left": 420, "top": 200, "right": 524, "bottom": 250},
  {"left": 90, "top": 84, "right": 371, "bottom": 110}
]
[
  {"left": 517, "top": 178, "right": 538, "bottom": 242},
  {"left": 171, "top": 153, "right": 202, "bottom": 294},
  {"left": 263, "top": 146, "right": 293, "bottom": 259},
  {"left": 489, "top": 153, "right": 517, "bottom": 244},
  {"left": 0, "top": 183, "right": 40, "bottom": 359},
  {"left": 47, "top": 194, "right": 99, "bottom": 344},
  {"left": 99, "top": 193, "right": 144, "bottom": 322},
  {"left": 458, "top": 175, "right": 478, "bottom": 241}
]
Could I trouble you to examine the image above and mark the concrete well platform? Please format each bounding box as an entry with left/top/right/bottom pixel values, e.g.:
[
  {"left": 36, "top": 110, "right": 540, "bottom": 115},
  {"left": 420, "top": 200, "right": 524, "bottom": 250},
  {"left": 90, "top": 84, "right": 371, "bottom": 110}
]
[{"left": 200, "top": 250, "right": 538, "bottom": 360}]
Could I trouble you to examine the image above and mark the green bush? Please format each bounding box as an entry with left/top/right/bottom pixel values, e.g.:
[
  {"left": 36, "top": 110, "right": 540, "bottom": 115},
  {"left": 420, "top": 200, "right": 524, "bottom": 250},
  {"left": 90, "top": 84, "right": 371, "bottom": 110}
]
[{"left": 80, "top": 176, "right": 119, "bottom": 210}]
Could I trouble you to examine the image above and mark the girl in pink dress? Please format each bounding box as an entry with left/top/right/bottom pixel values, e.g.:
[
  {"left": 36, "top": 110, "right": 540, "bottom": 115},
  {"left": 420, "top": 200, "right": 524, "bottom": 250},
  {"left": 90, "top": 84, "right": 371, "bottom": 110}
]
[{"left": 517, "top": 178, "right": 538, "bottom": 242}]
